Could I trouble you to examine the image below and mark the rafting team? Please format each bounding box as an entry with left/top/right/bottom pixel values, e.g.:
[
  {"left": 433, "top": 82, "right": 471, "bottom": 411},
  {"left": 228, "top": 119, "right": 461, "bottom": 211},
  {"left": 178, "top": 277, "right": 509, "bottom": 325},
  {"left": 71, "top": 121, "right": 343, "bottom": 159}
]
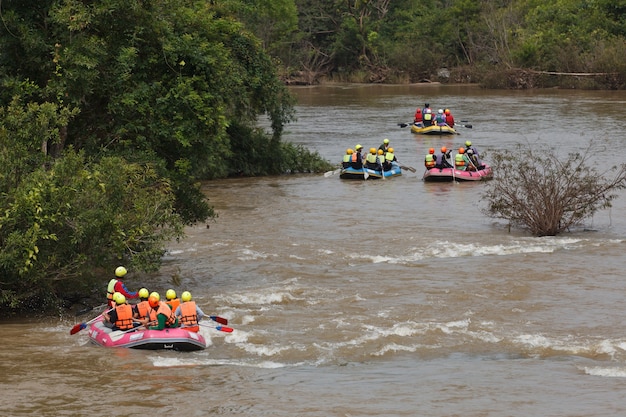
[
  {"left": 103, "top": 266, "right": 206, "bottom": 332},
  {"left": 424, "top": 140, "right": 485, "bottom": 171},
  {"left": 414, "top": 103, "right": 455, "bottom": 128},
  {"left": 342, "top": 138, "right": 398, "bottom": 171}
]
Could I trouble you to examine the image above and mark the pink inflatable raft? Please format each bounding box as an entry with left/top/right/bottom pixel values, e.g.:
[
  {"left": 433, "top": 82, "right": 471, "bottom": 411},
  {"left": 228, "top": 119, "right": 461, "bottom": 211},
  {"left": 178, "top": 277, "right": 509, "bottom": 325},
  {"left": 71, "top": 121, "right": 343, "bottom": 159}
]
[
  {"left": 88, "top": 319, "right": 207, "bottom": 351},
  {"left": 423, "top": 164, "right": 493, "bottom": 182}
]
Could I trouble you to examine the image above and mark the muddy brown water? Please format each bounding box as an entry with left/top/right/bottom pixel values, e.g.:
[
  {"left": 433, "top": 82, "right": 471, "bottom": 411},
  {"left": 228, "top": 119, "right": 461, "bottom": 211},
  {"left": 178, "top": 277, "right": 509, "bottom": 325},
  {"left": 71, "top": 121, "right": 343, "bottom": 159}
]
[{"left": 3, "top": 84, "right": 626, "bottom": 416}]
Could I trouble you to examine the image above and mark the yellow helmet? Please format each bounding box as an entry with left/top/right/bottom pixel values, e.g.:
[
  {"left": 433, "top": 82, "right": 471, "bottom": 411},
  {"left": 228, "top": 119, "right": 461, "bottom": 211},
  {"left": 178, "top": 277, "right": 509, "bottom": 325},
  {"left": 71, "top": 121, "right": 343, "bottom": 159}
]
[
  {"left": 166, "top": 289, "right": 176, "bottom": 300},
  {"left": 138, "top": 288, "right": 149, "bottom": 299},
  {"left": 383, "top": 138, "right": 389, "bottom": 144},
  {"left": 149, "top": 291, "right": 160, "bottom": 301},
  {"left": 181, "top": 291, "right": 192, "bottom": 302},
  {"left": 388, "top": 148, "right": 394, "bottom": 153},
  {"left": 116, "top": 294, "right": 126, "bottom": 305},
  {"left": 115, "top": 266, "right": 127, "bottom": 277},
  {"left": 346, "top": 148, "right": 353, "bottom": 155},
  {"left": 377, "top": 149, "right": 384, "bottom": 155},
  {"left": 355, "top": 144, "right": 362, "bottom": 150},
  {"left": 112, "top": 292, "right": 122, "bottom": 304},
  {"left": 465, "top": 140, "right": 472, "bottom": 147},
  {"left": 369, "top": 148, "right": 376, "bottom": 154}
]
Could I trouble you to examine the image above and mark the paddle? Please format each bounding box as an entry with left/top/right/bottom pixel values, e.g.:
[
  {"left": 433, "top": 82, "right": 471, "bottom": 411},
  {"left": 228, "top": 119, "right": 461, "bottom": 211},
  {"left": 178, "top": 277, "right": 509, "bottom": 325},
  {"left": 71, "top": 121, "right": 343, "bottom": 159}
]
[
  {"left": 457, "top": 124, "right": 472, "bottom": 129},
  {"left": 397, "top": 122, "right": 413, "bottom": 128},
  {"left": 210, "top": 315, "right": 228, "bottom": 325},
  {"left": 324, "top": 168, "right": 341, "bottom": 177},
  {"left": 70, "top": 309, "right": 112, "bottom": 335},
  {"left": 199, "top": 322, "right": 234, "bottom": 333},
  {"left": 399, "top": 165, "right": 416, "bottom": 173}
]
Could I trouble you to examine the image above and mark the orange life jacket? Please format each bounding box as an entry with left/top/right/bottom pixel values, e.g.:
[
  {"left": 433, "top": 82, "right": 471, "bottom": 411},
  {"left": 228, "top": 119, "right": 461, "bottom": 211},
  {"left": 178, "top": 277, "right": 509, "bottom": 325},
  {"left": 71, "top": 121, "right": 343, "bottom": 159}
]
[
  {"left": 114, "top": 304, "right": 134, "bottom": 330},
  {"left": 136, "top": 300, "right": 151, "bottom": 320},
  {"left": 166, "top": 298, "right": 180, "bottom": 314},
  {"left": 154, "top": 302, "right": 176, "bottom": 327},
  {"left": 179, "top": 301, "right": 199, "bottom": 331}
]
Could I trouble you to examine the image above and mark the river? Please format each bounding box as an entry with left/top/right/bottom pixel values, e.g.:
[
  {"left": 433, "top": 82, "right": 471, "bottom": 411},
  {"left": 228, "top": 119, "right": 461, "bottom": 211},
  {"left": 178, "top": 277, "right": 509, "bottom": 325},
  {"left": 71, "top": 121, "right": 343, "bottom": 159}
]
[{"left": 3, "top": 84, "right": 626, "bottom": 416}]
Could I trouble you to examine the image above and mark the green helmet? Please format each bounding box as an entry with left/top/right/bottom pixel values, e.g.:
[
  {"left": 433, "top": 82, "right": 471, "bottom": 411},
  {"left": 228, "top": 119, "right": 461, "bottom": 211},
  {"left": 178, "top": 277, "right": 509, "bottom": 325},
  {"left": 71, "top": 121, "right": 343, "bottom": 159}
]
[{"left": 465, "top": 140, "right": 472, "bottom": 147}]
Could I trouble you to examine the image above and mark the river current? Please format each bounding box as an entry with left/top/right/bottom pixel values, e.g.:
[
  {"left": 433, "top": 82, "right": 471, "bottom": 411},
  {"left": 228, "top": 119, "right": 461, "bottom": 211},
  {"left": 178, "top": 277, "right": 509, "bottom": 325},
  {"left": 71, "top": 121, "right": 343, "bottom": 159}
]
[{"left": 3, "top": 84, "right": 626, "bottom": 416}]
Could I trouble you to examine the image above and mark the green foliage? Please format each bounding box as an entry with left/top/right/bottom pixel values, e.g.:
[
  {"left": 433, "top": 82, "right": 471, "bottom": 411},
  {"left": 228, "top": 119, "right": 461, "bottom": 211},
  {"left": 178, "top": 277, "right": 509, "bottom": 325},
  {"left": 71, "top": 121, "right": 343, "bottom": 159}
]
[
  {"left": 0, "top": 0, "right": 297, "bottom": 223},
  {"left": 482, "top": 143, "right": 626, "bottom": 236},
  {"left": 0, "top": 150, "right": 185, "bottom": 311},
  {"left": 226, "top": 122, "right": 333, "bottom": 176},
  {"left": 233, "top": 0, "right": 626, "bottom": 86}
]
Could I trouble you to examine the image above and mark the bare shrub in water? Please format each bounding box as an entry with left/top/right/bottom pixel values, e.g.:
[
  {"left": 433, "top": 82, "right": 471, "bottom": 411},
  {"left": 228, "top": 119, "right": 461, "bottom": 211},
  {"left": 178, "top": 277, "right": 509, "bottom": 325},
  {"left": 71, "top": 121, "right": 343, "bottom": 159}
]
[{"left": 482, "top": 142, "right": 626, "bottom": 236}]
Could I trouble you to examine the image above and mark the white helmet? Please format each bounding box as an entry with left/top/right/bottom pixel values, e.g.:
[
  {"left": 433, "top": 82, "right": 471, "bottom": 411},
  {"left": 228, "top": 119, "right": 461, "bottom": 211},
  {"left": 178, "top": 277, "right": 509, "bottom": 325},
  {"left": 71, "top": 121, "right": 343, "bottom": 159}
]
[{"left": 438, "top": 109, "right": 444, "bottom": 114}]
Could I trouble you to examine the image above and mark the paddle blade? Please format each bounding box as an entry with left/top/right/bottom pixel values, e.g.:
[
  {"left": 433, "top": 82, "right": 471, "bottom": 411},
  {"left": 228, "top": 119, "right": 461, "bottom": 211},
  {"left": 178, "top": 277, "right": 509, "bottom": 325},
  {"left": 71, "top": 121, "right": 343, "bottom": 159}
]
[
  {"left": 216, "top": 325, "right": 234, "bottom": 333},
  {"left": 70, "top": 322, "right": 86, "bottom": 335},
  {"left": 210, "top": 315, "right": 228, "bottom": 325}
]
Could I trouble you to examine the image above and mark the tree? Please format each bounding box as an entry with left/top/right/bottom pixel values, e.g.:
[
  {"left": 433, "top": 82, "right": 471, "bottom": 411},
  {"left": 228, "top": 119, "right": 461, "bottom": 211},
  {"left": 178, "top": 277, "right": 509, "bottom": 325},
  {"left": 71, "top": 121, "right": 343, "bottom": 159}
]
[
  {"left": 0, "top": 0, "right": 297, "bottom": 224},
  {"left": 482, "top": 143, "right": 626, "bottom": 236},
  {"left": 0, "top": 149, "right": 185, "bottom": 311}
]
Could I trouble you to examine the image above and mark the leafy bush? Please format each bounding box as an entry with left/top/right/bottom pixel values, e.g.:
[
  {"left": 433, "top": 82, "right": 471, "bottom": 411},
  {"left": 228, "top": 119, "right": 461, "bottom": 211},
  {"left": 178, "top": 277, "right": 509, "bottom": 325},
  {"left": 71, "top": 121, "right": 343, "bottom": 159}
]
[
  {"left": 0, "top": 150, "right": 185, "bottom": 312},
  {"left": 482, "top": 143, "right": 626, "bottom": 236}
]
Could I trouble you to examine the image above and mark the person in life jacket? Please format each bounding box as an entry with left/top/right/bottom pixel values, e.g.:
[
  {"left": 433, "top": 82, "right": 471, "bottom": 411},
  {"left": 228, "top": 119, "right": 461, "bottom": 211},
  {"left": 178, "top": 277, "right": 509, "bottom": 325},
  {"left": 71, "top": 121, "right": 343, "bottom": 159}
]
[
  {"left": 465, "top": 149, "right": 478, "bottom": 171},
  {"left": 435, "top": 109, "right": 447, "bottom": 126},
  {"left": 444, "top": 109, "right": 455, "bottom": 128},
  {"left": 365, "top": 148, "right": 379, "bottom": 170},
  {"left": 174, "top": 291, "right": 206, "bottom": 333},
  {"left": 133, "top": 288, "right": 151, "bottom": 321},
  {"left": 103, "top": 293, "right": 138, "bottom": 331},
  {"left": 455, "top": 147, "right": 467, "bottom": 171},
  {"left": 342, "top": 149, "right": 354, "bottom": 168},
  {"left": 414, "top": 108, "right": 423, "bottom": 126},
  {"left": 376, "top": 149, "right": 385, "bottom": 170},
  {"left": 424, "top": 148, "right": 436, "bottom": 170},
  {"left": 106, "top": 266, "right": 138, "bottom": 308},
  {"left": 383, "top": 147, "right": 397, "bottom": 171},
  {"left": 352, "top": 144, "right": 364, "bottom": 169},
  {"left": 435, "top": 146, "right": 453, "bottom": 169},
  {"left": 422, "top": 103, "right": 433, "bottom": 127},
  {"left": 378, "top": 138, "right": 390, "bottom": 153},
  {"left": 464, "top": 140, "right": 482, "bottom": 168},
  {"left": 146, "top": 294, "right": 179, "bottom": 330},
  {"left": 165, "top": 289, "right": 180, "bottom": 314}
]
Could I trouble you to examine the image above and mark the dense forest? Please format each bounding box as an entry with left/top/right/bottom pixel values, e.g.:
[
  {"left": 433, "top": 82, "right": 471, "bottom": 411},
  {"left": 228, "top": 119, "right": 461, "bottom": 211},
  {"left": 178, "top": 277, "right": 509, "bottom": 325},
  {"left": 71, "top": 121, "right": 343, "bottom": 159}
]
[
  {"left": 1, "top": 0, "right": 624, "bottom": 313},
  {"left": 232, "top": 0, "right": 626, "bottom": 89}
]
